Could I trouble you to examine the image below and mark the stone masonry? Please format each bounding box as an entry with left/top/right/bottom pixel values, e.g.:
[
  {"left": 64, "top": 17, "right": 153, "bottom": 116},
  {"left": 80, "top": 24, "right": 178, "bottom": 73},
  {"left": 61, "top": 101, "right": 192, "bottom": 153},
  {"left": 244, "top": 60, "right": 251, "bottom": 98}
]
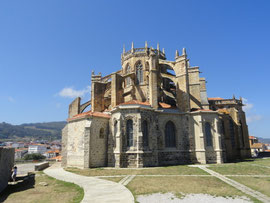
[
  {"left": 0, "top": 147, "right": 14, "bottom": 192},
  {"left": 62, "top": 42, "right": 251, "bottom": 168}
]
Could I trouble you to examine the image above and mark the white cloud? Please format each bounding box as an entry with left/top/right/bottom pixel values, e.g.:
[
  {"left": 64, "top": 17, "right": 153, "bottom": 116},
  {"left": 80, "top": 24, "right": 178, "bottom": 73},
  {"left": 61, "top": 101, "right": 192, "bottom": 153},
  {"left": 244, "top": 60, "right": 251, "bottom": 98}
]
[
  {"left": 7, "top": 96, "right": 15, "bottom": 103},
  {"left": 58, "top": 86, "right": 91, "bottom": 99},
  {"left": 242, "top": 98, "right": 253, "bottom": 111},
  {"left": 246, "top": 115, "right": 262, "bottom": 123},
  {"left": 242, "top": 98, "right": 262, "bottom": 123}
]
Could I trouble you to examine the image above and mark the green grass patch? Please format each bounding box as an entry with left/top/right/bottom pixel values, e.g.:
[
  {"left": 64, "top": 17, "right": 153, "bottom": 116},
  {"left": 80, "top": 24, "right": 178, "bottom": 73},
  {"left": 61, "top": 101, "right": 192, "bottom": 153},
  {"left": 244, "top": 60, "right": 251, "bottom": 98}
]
[
  {"left": 229, "top": 176, "right": 270, "bottom": 198},
  {"left": 127, "top": 176, "right": 247, "bottom": 198},
  {"left": 208, "top": 159, "right": 270, "bottom": 175},
  {"left": 1, "top": 172, "right": 84, "bottom": 203},
  {"left": 66, "top": 165, "right": 208, "bottom": 176}
]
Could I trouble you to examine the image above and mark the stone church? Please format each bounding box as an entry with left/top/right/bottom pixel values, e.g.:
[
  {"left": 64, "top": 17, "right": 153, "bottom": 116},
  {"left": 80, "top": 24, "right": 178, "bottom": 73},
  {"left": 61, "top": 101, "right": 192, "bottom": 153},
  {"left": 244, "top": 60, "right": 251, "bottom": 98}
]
[{"left": 61, "top": 42, "right": 251, "bottom": 168}]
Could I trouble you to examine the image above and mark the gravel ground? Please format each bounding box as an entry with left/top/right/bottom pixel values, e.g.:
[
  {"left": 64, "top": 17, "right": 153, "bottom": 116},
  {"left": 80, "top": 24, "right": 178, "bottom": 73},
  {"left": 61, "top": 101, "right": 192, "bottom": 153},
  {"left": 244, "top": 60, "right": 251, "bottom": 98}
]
[{"left": 137, "top": 193, "right": 252, "bottom": 203}]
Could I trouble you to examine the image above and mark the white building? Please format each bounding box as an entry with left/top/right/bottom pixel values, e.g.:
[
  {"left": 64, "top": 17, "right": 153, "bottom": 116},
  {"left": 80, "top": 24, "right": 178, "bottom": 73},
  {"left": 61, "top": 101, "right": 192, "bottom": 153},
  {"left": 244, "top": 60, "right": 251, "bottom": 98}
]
[
  {"left": 12, "top": 143, "right": 25, "bottom": 148},
  {"left": 28, "top": 145, "right": 47, "bottom": 155}
]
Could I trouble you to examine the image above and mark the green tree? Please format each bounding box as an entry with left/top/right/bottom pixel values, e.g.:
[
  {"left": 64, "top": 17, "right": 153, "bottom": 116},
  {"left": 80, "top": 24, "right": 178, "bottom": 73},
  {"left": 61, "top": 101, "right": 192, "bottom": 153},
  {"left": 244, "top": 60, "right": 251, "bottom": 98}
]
[{"left": 23, "top": 153, "right": 46, "bottom": 160}]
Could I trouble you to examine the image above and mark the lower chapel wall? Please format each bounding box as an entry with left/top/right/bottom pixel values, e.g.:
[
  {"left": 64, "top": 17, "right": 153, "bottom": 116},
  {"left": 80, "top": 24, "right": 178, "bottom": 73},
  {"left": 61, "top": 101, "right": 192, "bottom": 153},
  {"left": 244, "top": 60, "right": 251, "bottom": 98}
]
[
  {"left": 66, "top": 119, "right": 87, "bottom": 168},
  {"left": 89, "top": 117, "right": 109, "bottom": 168},
  {"left": 63, "top": 109, "right": 251, "bottom": 168},
  {"left": 158, "top": 151, "right": 191, "bottom": 165}
]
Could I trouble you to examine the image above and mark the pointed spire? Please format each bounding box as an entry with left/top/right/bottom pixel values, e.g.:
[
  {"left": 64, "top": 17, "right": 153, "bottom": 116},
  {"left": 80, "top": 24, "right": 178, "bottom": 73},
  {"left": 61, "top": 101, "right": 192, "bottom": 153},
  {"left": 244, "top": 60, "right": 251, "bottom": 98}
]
[
  {"left": 233, "top": 94, "right": 235, "bottom": 100},
  {"left": 145, "top": 41, "right": 148, "bottom": 49},
  {"left": 157, "top": 43, "right": 160, "bottom": 51},
  {"left": 175, "top": 50, "right": 179, "bottom": 58},
  {"left": 123, "top": 44, "right": 125, "bottom": 53},
  {"left": 182, "top": 48, "right": 186, "bottom": 56},
  {"left": 131, "top": 41, "right": 134, "bottom": 49},
  {"left": 162, "top": 48, "right": 165, "bottom": 54},
  {"left": 240, "top": 96, "right": 242, "bottom": 102}
]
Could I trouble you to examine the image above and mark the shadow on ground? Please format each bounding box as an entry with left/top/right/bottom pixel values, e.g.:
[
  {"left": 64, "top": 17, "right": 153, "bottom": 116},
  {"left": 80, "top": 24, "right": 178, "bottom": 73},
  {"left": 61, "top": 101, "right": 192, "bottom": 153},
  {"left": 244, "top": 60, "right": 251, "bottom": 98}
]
[{"left": 0, "top": 174, "right": 35, "bottom": 203}]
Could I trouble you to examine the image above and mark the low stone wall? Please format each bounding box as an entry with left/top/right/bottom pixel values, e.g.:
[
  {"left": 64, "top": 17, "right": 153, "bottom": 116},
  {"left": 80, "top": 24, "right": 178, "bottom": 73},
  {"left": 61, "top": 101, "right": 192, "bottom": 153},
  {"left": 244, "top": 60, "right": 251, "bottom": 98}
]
[
  {"left": 34, "top": 162, "right": 49, "bottom": 171},
  {"left": 0, "top": 147, "right": 15, "bottom": 193}
]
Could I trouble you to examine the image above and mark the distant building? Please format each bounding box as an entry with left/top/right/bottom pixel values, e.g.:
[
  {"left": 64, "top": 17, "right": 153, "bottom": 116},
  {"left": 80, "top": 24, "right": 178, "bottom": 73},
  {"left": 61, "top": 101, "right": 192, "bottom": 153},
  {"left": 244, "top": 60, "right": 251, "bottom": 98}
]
[
  {"left": 12, "top": 143, "right": 25, "bottom": 148},
  {"left": 249, "top": 136, "right": 267, "bottom": 156},
  {"left": 28, "top": 144, "right": 47, "bottom": 155},
  {"left": 4, "top": 142, "right": 12, "bottom": 147},
  {"left": 50, "top": 144, "right": 61, "bottom": 151},
  {"left": 15, "top": 148, "right": 28, "bottom": 159},
  {"left": 45, "top": 149, "right": 60, "bottom": 158}
]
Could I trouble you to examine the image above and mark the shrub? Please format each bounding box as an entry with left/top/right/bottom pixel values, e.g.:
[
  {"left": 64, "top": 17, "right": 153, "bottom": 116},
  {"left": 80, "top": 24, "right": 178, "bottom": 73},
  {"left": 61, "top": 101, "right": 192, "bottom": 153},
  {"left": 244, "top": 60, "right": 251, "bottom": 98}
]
[{"left": 23, "top": 153, "right": 45, "bottom": 160}]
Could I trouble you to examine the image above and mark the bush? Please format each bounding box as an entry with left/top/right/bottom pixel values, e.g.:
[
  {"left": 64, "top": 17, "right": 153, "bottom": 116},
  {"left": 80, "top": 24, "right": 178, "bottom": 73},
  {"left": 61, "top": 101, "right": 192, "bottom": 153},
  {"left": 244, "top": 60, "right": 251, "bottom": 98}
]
[{"left": 23, "top": 153, "right": 45, "bottom": 160}]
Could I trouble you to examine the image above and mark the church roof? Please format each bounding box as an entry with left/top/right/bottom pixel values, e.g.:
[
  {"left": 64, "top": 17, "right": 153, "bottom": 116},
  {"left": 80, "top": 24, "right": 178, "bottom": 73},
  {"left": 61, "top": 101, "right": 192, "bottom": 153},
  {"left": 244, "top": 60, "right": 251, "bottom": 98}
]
[
  {"left": 118, "top": 100, "right": 177, "bottom": 109},
  {"left": 208, "top": 97, "right": 224, "bottom": 101},
  {"left": 68, "top": 111, "right": 111, "bottom": 121},
  {"left": 118, "top": 100, "right": 150, "bottom": 106}
]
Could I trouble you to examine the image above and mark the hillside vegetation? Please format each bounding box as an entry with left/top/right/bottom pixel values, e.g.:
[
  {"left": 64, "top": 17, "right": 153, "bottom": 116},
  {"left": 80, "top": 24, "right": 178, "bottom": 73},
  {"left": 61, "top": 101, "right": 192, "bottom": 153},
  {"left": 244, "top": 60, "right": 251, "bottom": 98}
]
[{"left": 0, "top": 121, "right": 66, "bottom": 140}]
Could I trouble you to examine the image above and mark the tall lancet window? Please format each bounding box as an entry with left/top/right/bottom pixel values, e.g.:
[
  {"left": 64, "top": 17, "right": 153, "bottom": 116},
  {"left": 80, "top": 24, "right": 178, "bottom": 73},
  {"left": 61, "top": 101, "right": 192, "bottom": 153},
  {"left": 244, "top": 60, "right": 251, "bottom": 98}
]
[
  {"left": 165, "top": 121, "right": 176, "bottom": 148},
  {"left": 136, "top": 62, "right": 143, "bottom": 84},
  {"left": 126, "top": 119, "right": 133, "bottom": 147},
  {"left": 142, "top": 120, "right": 149, "bottom": 147},
  {"left": 126, "top": 65, "right": 131, "bottom": 86},
  {"left": 205, "top": 122, "right": 213, "bottom": 147}
]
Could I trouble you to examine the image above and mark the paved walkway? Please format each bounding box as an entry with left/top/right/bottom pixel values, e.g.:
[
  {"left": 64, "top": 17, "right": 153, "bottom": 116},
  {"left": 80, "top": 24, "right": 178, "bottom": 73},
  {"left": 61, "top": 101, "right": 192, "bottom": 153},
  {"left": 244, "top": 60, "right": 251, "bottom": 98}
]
[
  {"left": 119, "top": 175, "right": 136, "bottom": 186},
  {"left": 16, "top": 163, "right": 35, "bottom": 175},
  {"left": 193, "top": 165, "right": 270, "bottom": 203},
  {"left": 44, "top": 163, "right": 134, "bottom": 203}
]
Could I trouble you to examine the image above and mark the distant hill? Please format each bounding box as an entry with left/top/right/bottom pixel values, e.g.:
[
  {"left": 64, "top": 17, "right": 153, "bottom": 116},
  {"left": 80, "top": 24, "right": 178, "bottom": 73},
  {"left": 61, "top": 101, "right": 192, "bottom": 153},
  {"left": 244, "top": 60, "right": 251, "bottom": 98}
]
[
  {"left": 0, "top": 121, "right": 66, "bottom": 141},
  {"left": 258, "top": 137, "right": 270, "bottom": 144}
]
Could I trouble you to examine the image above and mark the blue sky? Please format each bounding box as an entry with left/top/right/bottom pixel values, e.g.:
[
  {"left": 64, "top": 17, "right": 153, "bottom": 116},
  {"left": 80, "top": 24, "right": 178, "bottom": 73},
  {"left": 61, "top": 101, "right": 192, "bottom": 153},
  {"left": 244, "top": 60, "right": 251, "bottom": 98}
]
[{"left": 0, "top": 0, "right": 269, "bottom": 138}]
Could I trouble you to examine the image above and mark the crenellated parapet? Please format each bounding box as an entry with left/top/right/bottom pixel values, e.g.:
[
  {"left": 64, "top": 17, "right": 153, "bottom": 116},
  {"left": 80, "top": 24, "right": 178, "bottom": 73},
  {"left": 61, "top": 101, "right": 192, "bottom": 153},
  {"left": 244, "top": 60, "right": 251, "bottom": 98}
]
[{"left": 121, "top": 42, "right": 166, "bottom": 65}]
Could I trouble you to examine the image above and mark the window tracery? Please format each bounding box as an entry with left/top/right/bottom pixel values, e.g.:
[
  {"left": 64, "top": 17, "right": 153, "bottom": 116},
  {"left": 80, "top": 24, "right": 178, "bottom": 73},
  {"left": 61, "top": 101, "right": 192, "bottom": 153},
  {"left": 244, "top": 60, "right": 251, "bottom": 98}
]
[
  {"left": 126, "top": 119, "right": 133, "bottom": 147},
  {"left": 136, "top": 62, "right": 143, "bottom": 84}
]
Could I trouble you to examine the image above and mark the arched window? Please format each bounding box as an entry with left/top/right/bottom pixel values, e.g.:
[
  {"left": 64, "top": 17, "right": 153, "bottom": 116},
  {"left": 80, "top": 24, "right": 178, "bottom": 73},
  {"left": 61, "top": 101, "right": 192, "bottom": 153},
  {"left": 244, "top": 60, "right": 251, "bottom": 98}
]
[
  {"left": 205, "top": 122, "right": 213, "bottom": 147},
  {"left": 229, "top": 119, "right": 235, "bottom": 148},
  {"left": 136, "top": 62, "right": 143, "bottom": 84},
  {"left": 126, "top": 65, "right": 131, "bottom": 86},
  {"left": 99, "top": 128, "right": 104, "bottom": 139},
  {"left": 165, "top": 121, "right": 176, "bottom": 148},
  {"left": 142, "top": 120, "right": 148, "bottom": 147},
  {"left": 114, "top": 121, "right": 117, "bottom": 136},
  {"left": 126, "top": 119, "right": 133, "bottom": 147}
]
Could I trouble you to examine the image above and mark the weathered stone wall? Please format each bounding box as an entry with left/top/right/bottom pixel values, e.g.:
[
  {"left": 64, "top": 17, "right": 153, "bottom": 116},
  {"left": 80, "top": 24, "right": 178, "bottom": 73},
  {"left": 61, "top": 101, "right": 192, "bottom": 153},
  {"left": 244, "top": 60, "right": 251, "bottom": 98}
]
[
  {"left": 61, "top": 125, "right": 68, "bottom": 167},
  {"left": 65, "top": 116, "right": 109, "bottom": 169},
  {"left": 66, "top": 119, "right": 87, "bottom": 168},
  {"left": 0, "top": 147, "right": 14, "bottom": 193},
  {"left": 110, "top": 107, "right": 203, "bottom": 167},
  {"left": 190, "top": 112, "right": 224, "bottom": 164},
  {"left": 89, "top": 117, "right": 109, "bottom": 167},
  {"left": 68, "top": 97, "right": 81, "bottom": 118},
  {"left": 188, "top": 67, "right": 202, "bottom": 109}
]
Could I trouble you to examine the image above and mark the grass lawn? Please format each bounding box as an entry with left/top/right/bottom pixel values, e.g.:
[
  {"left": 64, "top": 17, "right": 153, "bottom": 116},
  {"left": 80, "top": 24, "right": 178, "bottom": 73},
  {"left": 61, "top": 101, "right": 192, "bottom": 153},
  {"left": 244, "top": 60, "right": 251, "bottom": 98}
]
[
  {"left": 247, "top": 158, "right": 270, "bottom": 167},
  {"left": 66, "top": 165, "right": 208, "bottom": 176},
  {"left": 229, "top": 176, "right": 270, "bottom": 198},
  {"left": 127, "top": 176, "right": 246, "bottom": 198},
  {"left": 0, "top": 172, "right": 84, "bottom": 203},
  {"left": 208, "top": 159, "right": 270, "bottom": 175}
]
